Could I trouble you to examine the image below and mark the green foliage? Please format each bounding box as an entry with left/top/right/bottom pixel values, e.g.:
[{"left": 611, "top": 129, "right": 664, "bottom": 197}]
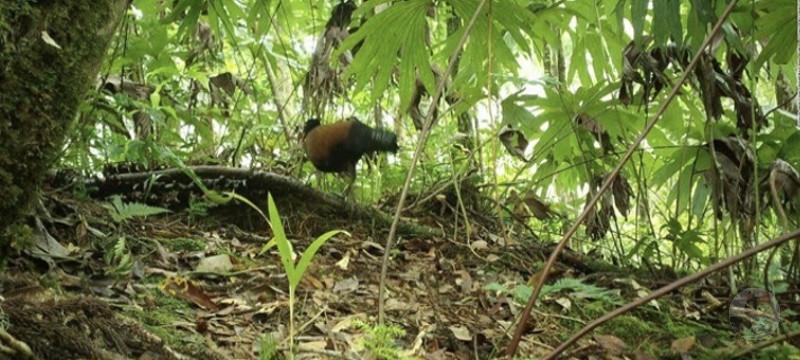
[
  {"left": 165, "top": 237, "right": 207, "bottom": 252},
  {"left": 266, "top": 193, "right": 348, "bottom": 291},
  {"left": 746, "top": 345, "right": 800, "bottom": 360},
  {"left": 265, "top": 193, "right": 346, "bottom": 357},
  {"left": 43, "top": 0, "right": 799, "bottom": 277},
  {"left": 3, "top": 222, "right": 34, "bottom": 252},
  {"left": 753, "top": 0, "right": 797, "bottom": 71},
  {"left": 339, "top": 0, "right": 434, "bottom": 110},
  {"left": 355, "top": 320, "right": 411, "bottom": 360},
  {"left": 485, "top": 277, "right": 621, "bottom": 306},
  {"left": 229, "top": 192, "right": 346, "bottom": 357},
  {"left": 105, "top": 236, "right": 133, "bottom": 275},
  {"left": 257, "top": 333, "right": 280, "bottom": 360},
  {"left": 187, "top": 195, "right": 215, "bottom": 221},
  {"left": 542, "top": 278, "right": 622, "bottom": 305},
  {"left": 103, "top": 195, "right": 171, "bottom": 223},
  {"left": 126, "top": 288, "right": 207, "bottom": 354}
]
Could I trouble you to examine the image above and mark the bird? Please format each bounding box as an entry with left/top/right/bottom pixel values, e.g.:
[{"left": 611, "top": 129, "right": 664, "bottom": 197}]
[{"left": 302, "top": 116, "right": 399, "bottom": 196}]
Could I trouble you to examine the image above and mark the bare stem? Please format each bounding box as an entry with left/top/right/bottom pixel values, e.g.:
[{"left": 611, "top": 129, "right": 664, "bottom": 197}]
[{"left": 377, "top": 0, "right": 489, "bottom": 324}]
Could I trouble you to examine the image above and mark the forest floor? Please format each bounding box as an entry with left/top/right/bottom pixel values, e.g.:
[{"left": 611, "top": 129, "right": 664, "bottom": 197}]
[{"left": 1, "top": 177, "right": 798, "bottom": 360}]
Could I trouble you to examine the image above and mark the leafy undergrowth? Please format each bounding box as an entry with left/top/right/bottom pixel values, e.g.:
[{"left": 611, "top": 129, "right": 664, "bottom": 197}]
[{"left": 1, "top": 188, "right": 798, "bottom": 359}]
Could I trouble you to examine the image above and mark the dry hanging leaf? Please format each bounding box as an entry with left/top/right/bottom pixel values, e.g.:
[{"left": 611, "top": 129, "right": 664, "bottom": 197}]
[{"left": 499, "top": 125, "right": 529, "bottom": 161}]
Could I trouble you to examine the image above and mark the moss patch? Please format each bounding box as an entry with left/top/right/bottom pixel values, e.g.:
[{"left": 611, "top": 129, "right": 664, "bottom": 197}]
[{"left": 126, "top": 287, "right": 207, "bottom": 355}]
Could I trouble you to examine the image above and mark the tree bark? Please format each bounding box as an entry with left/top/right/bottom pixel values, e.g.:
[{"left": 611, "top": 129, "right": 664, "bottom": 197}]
[{"left": 0, "top": 0, "right": 129, "bottom": 242}]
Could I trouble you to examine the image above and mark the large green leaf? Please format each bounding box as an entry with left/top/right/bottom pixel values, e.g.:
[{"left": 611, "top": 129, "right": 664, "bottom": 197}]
[{"left": 338, "top": 0, "right": 432, "bottom": 108}]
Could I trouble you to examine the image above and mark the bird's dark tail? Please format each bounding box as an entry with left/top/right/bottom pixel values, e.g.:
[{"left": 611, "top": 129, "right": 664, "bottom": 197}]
[
  {"left": 368, "top": 128, "right": 399, "bottom": 153},
  {"left": 348, "top": 119, "right": 399, "bottom": 154}
]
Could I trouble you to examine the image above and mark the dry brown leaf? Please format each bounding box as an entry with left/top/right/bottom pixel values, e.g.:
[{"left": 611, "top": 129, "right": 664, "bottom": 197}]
[
  {"left": 298, "top": 340, "right": 328, "bottom": 351},
  {"left": 449, "top": 325, "right": 472, "bottom": 341},
  {"left": 455, "top": 270, "right": 473, "bottom": 293},
  {"left": 161, "top": 276, "right": 219, "bottom": 311},
  {"left": 333, "top": 277, "right": 359, "bottom": 293},
  {"left": 470, "top": 240, "right": 488, "bottom": 251},
  {"left": 594, "top": 334, "right": 627, "bottom": 355},
  {"left": 671, "top": 336, "right": 696, "bottom": 354},
  {"left": 499, "top": 125, "right": 529, "bottom": 162}
]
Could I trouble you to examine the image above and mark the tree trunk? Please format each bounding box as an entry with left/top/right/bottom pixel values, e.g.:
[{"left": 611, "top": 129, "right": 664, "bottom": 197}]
[{"left": 0, "top": 0, "right": 129, "bottom": 242}]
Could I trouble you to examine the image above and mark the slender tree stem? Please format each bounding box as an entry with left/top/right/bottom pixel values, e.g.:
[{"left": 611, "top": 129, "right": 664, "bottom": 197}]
[{"left": 377, "top": 0, "right": 489, "bottom": 324}]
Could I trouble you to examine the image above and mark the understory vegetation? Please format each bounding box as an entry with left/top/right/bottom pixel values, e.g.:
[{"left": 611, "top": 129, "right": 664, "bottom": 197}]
[{"left": 1, "top": 0, "right": 799, "bottom": 359}]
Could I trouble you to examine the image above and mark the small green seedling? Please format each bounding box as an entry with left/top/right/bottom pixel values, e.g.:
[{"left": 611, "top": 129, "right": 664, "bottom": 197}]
[
  {"left": 229, "top": 192, "right": 347, "bottom": 358},
  {"left": 267, "top": 193, "right": 347, "bottom": 357}
]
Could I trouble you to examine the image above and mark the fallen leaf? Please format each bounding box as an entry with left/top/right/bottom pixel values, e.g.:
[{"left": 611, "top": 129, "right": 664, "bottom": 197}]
[
  {"left": 455, "top": 270, "right": 473, "bottom": 292},
  {"left": 195, "top": 254, "right": 234, "bottom": 273},
  {"left": 555, "top": 297, "right": 571, "bottom": 311},
  {"left": 449, "top": 325, "right": 471, "bottom": 341},
  {"left": 41, "top": 31, "right": 62, "bottom": 49},
  {"left": 470, "top": 240, "right": 488, "bottom": 251},
  {"left": 671, "top": 336, "right": 695, "bottom": 354},
  {"left": 331, "top": 314, "right": 366, "bottom": 332},
  {"left": 335, "top": 252, "right": 351, "bottom": 270},
  {"left": 161, "top": 276, "right": 219, "bottom": 311},
  {"left": 298, "top": 340, "right": 328, "bottom": 351},
  {"left": 333, "top": 277, "right": 359, "bottom": 293},
  {"left": 594, "top": 334, "right": 626, "bottom": 355},
  {"left": 385, "top": 298, "right": 410, "bottom": 311}
]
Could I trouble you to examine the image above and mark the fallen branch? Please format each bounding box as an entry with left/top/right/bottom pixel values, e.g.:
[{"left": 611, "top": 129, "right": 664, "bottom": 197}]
[
  {"left": 546, "top": 228, "right": 800, "bottom": 360},
  {"left": 87, "top": 165, "right": 442, "bottom": 239}
]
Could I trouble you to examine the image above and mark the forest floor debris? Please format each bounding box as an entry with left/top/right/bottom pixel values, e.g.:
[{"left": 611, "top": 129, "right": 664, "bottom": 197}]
[{"left": 0, "top": 186, "right": 797, "bottom": 359}]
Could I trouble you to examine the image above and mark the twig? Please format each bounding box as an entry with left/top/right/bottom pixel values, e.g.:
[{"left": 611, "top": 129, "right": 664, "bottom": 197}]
[
  {"left": 503, "top": 0, "right": 740, "bottom": 356},
  {"left": 543, "top": 228, "right": 800, "bottom": 360},
  {"left": 377, "top": 0, "right": 489, "bottom": 324},
  {"left": 280, "top": 308, "right": 327, "bottom": 346},
  {"left": 762, "top": 94, "right": 798, "bottom": 120},
  {"left": 730, "top": 328, "right": 800, "bottom": 358}
]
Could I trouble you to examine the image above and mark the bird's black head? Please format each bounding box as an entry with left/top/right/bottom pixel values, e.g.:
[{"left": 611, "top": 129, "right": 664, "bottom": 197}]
[{"left": 303, "top": 118, "right": 321, "bottom": 136}]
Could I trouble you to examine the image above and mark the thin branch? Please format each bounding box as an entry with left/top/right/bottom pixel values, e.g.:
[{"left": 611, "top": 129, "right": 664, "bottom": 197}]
[
  {"left": 545, "top": 228, "right": 800, "bottom": 360},
  {"left": 503, "top": 0, "right": 740, "bottom": 356},
  {"left": 377, "top": 0, "right": 489, "bottom": 324},
  {"left": 731, "top": 328, "right": 800, "bottom": 358}
]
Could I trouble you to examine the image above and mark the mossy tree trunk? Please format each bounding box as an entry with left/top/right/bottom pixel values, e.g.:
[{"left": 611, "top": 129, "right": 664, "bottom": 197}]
[{"left": 0, "top": 1, "right": 129, "bottom": 243}]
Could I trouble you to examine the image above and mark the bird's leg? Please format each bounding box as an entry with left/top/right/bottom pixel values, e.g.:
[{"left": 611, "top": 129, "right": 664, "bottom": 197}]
[
  {"left": 364, "top": 153, "right": 375, "bottom": 175},
  {"left": 342, "top": 164, "right": 356, "bottom": 199}
]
